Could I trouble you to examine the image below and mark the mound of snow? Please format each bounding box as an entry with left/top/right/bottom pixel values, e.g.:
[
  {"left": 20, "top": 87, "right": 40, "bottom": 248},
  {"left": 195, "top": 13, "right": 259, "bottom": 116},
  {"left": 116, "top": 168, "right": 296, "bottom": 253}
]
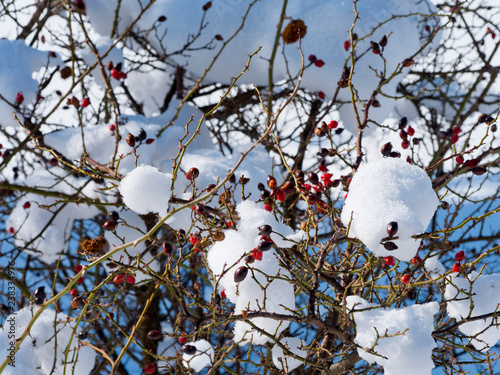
[
  {"left": 347, "top": 296, "right": 439, "bottom": 375},
  {"left": 341, "top": 158, "right": 439, "bottom": 261}
]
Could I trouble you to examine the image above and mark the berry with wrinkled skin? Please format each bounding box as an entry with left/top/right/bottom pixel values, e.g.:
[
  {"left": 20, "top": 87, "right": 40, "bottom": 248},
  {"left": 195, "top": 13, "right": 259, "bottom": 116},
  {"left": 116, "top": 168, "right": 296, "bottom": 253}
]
[
  {"left": 412, "top": 256, "right": 422, "bottom": 265},
  {"left": 379, "top": 35, "right": 388, "bottom": 47},
  {"left": 113, "top": 274, "right": 125, "bottom": 284},
  {"left": 267, "top": 175, "right": 277, "bottom": 189},
  {"left": 344, "top": 40, "right": 350, "bottom": 51},
  {"left": 179, "top": 332, "right": 187, "bottom": 344},
  {"left": 220, "top": 290, "right": 226, "bottom": 299},
  {"left": 252, "top": 250, "right": 263, "bottom": 261},
  {"left": 16, "top": 92, "right": 24, "bottom": 104},
  {"left": 452, "top": 263, "right": 461, "bottom": 273},
  {"left": 126, "top": 275, "right": 136, "bottom": 285},
  {"left": 70, "top": 289, "right": 78, "bottom": 297},
  {"left": 23, "top": 201, "right": 31, "bottom": 209},
  {"left": 455, "top": 251, "right": 465, "bottom": 262},
  {"left": 383, "top": 241, "right": 398, "bottom": 251}
]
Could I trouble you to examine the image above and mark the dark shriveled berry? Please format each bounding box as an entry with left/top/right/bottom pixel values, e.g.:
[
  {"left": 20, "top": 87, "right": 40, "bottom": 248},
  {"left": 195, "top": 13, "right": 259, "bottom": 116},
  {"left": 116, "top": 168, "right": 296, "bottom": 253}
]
[
  {"left": 234, "top": 266, "right": 248, "bottom": 283},
  {"left": 162, "top": 242, "right": 173, "bottom": 255},
  {"left": 147, "top": 330, "right": 163, "bottom": 340},
  {"left": 258, "top": 225, "right": 272, "bottom": 237},
  {"left": 383, "top": 241, "right": 399, "bottom": 251},
  {"left": 398, "top": 117, "right": 408, "bottom": 130},
  {"left": 381, "top": 142, "right": 393, "bottom": 157},
  {"left": 108, "top": 211, "right": 119, "bottom": 221},
  {"left": 103, "top": 220, "right": 118, "bottom": 231},
  {"left": 258, "top": 241, "right": 274, "bottom": 252},
  {"left": 308, "top": 172, "right": 319, "bottom": 185},
  {"left": 182, "top": 344, "right": 197, "bottom": 355},
  {"left": 126, "top": 133, "right": 135, "bottom": 147},
  {"left": 387, "top": 221, "right": 398, "bottom": 237},
  {"left": 34, "top": 286, "right": 46, "bottom": 300}
]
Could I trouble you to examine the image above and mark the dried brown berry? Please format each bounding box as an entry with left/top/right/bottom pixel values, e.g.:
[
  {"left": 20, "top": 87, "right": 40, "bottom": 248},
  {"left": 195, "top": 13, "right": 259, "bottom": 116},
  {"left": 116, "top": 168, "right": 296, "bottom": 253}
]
[
  {"left": 60, "top": 66, "right": 72, "bottom": 79},
  {"left": 267, "top": 175, "right": 277, "bottom": 189},
  {"left": 282, "top": 19, "right": 307, "bottom": 44},
  {"left": 202, "top": 1, "right": 212, "bottom": 11},
  {"left": 234, "top": 266, "right": 248, "bottom": 283},
  {"left": 372, "top": 99, "right": 381, "bottom": 108},
  {"left": 308, "top": 172, "right": 319, "bottom": 185},
  {"left": 398, "top": 117, "right": 408, "bottom": 130},
  {"left": 258, "top": 241, "right": 274, "bottom": 252},
  {"left": 472, "top": 166, "right": 487, "bottom": 175},
  {"left": 213, "top": 231, "right": 225, "bottom": 241},
  {"left": 387, "top": 221, "right": 398, "bottom": 236},
  {"left": 402, "top": 58, "right": 415, "bottom": 67},
  {"left": 126, "top": 133, "right": 135, "bottom": 147},
  {"left": 381, "top": 142, "right": 393, "bottom": 157},
  {"left": 379, "top": 35, "right": 388, "bottom": 47},
  {"left": 186, "top": 167, "right": 199, "bottom": 180},
  {"left": 147, "top": 330, "right": 163, "bottom": 340},
  {"left": 258, "top": 224, "right": 272, "bottom": 237},
  {"left": 103, "top": 220, "right": 118, "bottom": 231},
  {"left": 383, "top": 241, "right": 398, "bottom": 251}
]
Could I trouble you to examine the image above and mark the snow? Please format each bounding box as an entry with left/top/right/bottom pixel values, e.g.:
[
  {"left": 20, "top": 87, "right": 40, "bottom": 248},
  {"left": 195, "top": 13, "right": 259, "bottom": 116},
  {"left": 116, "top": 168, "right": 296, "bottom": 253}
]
[
  {"left": 341, "top": 157, "right": 439, "bottom": 261},
  {"left": 156, "top": 322, "right": 178, "bottom": 368},
  {"left": 182, "top": 339, "right": 214, "bottom": 372},
  {"left": 207, "top": 201, "right": 300, "bottom": 346},
  {"left": 445, "top": 272, "right": 500, "bottom": 350},
  {"left": 119, "top": 164, "right": 172, "bottom": 216},
  {"left": 0, "top": 39, "right": 61, "bottom": 128},
  {"left": 272, "top": 337, "right": 306, "bottom": 372},
  {"left": 424, "top": 256, "right": 446, "bottom": 277},
  {"left": 346, "top": 296, "right": 439, "bottom": 375},
  {"left": 0, "top": 306, "right": 95, "bottom": 375},
  {"left": 5, "top": 169, "right": 100, "bottom": 264},
  {"left": 83, "top": 0, "right": 439, "bottom": 133}
]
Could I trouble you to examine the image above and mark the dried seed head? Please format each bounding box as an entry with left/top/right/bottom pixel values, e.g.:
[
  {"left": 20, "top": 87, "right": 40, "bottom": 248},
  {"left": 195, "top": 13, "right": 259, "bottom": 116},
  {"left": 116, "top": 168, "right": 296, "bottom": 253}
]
[{"left": 282, "top": 19, "right": 307, "bottom": 44}]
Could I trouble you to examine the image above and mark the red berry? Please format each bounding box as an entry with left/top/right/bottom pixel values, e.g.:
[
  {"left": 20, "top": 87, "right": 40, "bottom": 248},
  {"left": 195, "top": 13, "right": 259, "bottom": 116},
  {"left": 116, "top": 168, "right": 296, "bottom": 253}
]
[
  {"left": 452, "top": 263, "right": 461, "bottom": 273},
  {"left": 308, "top": 54, "right": 317, "bottom": 62},
  {"left": 343, "top": 40, "right": 351, "bottom": 51},
  {"left": 80, "top": 98, "right": 91, "bottom": 108},
  {"left": 276, "top": 188, "right": 286, "bottom": 202},
  {"left": 456, "top": 155, "right": 464, "bottom": 164},
  {"left": 264, "top": 204, "right": 272, "bottom": 212},
  {"left": 328, "top": 120, "right": 338, "bottom": 129},
  {"left": 74, "top": 264, "right": 83, "bottom": 273},
  {"left": 318, "top": 164, "right": 328, "bottom": 172},
  {"left": 401, "top": 140, "right": 410, "bottom": 149},
  {"left": 23, "top": 201, "right": 31, "bottom": 209},
  {"left": 77, "top": 277, "right": 84, "bottom": 285},
  {"left": 109, "top": 124, "right": 116, "bottom": 131},
  {"left": 407, "top": 126, "right": 415, "bottom": 136},
  {"left": 145, "top": 138, "right": 154, "bottom": 144},
  {"left": 189, "top": 234, "right": 199, "bottom": 246},
  {"left": 411, "top": 256, "right": 422, "bottom": 265},
  {"left": 179, "top": 332, "right": 188, "bottom": 344},
  {"left": 400, "top": 274, "right": 411, "bottom": 285},
  {"left": 126, "top": 275, "right": 136, "bottom": 285},
  {"left": 186, "top": 167, "right": 199, "bottom": 180},
  {"left": 252, "top": 250, "right": 263, "bottom": 261},
  {"left": 143, "top": 364, "right": 156, "bottom": 374},
  {"left": 314, "top": 59, "right": 325, "bottom": 67},
  {"left": 16, "top": 92, "right": 24, "bottom": 104},
  {"left": 384, "top": 256, "right": 395, "bottom": 266},
  {"left": 318, "top": 91, "right": 325, "bottom": 100},
  {"left": 455, "top": 251, "right": 465, "bottom": 262},
  {"left": 113, "top": 274, "right": 125, "bottom": 284},
  {"left": 344, "top": 193, "right": 348, "bottom": 200},
  {"left": 406, "top": 156, "right": 413, "bottom": 164},
  {"left": 451, "top": 134, "right": 459, "bottom": 143},
  {"left": 70, "top": 289, "right": 78, "bottom": 297},
  {"left": 452, "top": 126, "right": 462, "bottom": 135},
  {"left": 8, "top": 227, "right": 14, "bottom": 234},
  {"left": 111, "top": 69, "right": 127, "bottom": 80},
  {"left": 387, "top": 221, "right": 398, "bottom": 236},
  {"left": 220, "top": 289, "right": 226, "bottom": 299},
  {"left": 49, "top": 158, "right": 58, "bottom": 167}
]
